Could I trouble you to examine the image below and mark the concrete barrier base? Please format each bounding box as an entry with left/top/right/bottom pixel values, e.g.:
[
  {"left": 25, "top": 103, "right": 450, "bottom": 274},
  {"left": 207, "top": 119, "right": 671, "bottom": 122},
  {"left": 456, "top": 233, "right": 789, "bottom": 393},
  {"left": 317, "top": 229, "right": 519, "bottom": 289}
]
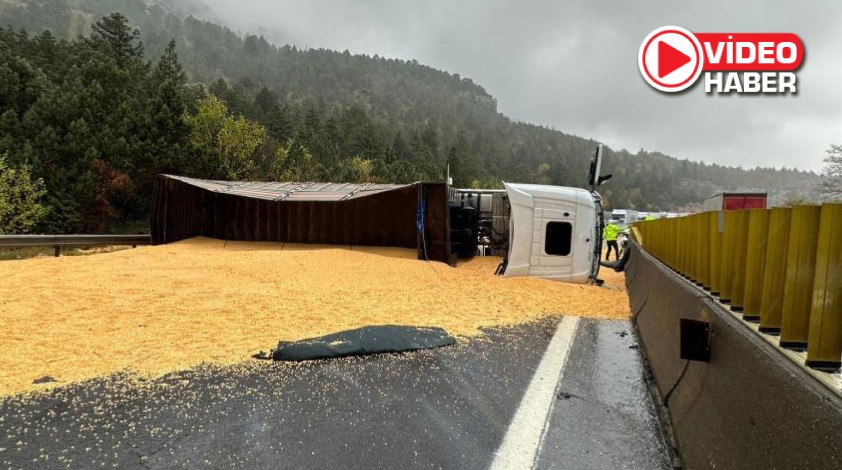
[{"left": 626, "top": 242, "right": 842, "bottom": 470}]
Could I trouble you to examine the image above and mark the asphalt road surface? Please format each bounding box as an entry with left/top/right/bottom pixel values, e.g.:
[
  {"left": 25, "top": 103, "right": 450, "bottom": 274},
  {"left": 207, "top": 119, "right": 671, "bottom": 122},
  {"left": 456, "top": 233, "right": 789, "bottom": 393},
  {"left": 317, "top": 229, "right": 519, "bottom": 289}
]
[{"left": 0, "top": 317, "right": 671, "bottom": 469}]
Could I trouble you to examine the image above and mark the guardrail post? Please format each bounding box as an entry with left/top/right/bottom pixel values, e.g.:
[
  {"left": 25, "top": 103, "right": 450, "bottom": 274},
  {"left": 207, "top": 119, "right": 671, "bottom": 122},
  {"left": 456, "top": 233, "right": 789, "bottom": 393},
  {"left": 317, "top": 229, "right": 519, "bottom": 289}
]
[
  {"left": 729, "top": 210, "right": 750, "bottom": 311},
  {"left": 675, "top": 217, "right": 683, "bottom": 274},
  {"left": 54, "top": 246, "right": 61, "bottom": 257},
  {"left": 683, "top": 216, "right": 692, "bottom": 280},
  {"left": 759, "top": 207, "right": 791, "bottom": 334},
  {"left": 699, "top": 212, "right": 711, "bottom": 289},
  {"left": 780, "top": 205, "right": 822, "bottom": 350},
  {"left": 671, "top": 217, "right": 678, "bottom": 269},
  {"left": 709, "top": 211, "right": 722, "bottom": 295},
  {"left": 683, "top": 216, "right": 692, "bottom": 278},
  {"left": 692, "top": 214, "right": 702, "bottom": 284},
  {"left": 720, "top": 211, "right": 736, "bottom": 303},
  {"left": 806, "top": 203, "right": 842, "bottom": 370},
  {"left": 742, "top": 209, "right": 770, "bottom": 320},
  {"left": 670, "top": 217, "right": 683, "bottom": 275}
]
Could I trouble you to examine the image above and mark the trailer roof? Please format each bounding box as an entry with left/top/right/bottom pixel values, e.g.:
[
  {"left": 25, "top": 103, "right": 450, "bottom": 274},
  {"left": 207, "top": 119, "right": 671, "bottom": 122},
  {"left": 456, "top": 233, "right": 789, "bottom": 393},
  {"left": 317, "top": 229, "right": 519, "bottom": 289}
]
[
  {"left": 164, "top": 175, "right": 408, "bottom": 202},
  {"left": 703, "top": 191, "right": 768, "bottom": 200}
]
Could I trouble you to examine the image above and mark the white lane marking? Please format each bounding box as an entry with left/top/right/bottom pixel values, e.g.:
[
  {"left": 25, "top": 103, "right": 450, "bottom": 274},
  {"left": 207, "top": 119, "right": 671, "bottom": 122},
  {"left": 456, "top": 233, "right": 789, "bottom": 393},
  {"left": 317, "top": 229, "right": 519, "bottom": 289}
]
[{"left": 490, "top": 315, "right": 580, "bottom": 470}]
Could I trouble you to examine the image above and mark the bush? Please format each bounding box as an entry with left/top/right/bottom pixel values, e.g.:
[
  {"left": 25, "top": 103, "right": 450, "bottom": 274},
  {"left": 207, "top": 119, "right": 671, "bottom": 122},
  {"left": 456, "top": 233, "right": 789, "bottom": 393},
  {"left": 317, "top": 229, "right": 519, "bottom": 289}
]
[{"left": 0, "top": 154, "right": 47, "bottom": 233}]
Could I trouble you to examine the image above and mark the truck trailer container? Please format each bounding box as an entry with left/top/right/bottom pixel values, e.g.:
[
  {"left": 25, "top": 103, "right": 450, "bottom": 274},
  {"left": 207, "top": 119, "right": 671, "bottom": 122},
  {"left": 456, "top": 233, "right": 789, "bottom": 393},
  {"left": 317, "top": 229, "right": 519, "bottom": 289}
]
[{"left": 703, "top": 191, "right": 768, "bottom": 211}]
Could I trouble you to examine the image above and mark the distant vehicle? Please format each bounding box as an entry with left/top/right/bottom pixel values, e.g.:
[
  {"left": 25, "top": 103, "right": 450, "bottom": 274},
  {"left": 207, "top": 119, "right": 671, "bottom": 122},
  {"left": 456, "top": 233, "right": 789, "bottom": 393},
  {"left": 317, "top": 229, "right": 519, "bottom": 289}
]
[
  {"left": 611, "top": 209, "right": 639, "bottom": 226},
  {"left": 703, "top": 191, "right": 767, "bottom": 211}
]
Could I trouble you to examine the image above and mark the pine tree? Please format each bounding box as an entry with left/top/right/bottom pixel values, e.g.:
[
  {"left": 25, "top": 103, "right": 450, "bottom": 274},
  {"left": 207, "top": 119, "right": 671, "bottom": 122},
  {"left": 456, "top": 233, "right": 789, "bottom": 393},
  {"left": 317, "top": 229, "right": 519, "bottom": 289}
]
[
  {"left": 90, "top": 13, "right": 144, "bottom": 67},
  {"left": 254, "top": 87, "right": 278, "bottom": 121},
  {"left": 140, "top": 39, "right": 190, "bottom": 189},
  {"left": 268, "top": 105, "right": 295, "bottom": 143},
  {"left": 154, "top": 39, "right": 186, "bottom": 83}
]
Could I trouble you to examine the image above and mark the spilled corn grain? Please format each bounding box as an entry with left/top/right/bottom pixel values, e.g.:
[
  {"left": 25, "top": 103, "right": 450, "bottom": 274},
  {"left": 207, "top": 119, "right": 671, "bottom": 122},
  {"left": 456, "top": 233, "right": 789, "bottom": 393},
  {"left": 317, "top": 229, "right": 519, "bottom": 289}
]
[{"left": 0, "top": 237, "right": 629, "bottom": 395}]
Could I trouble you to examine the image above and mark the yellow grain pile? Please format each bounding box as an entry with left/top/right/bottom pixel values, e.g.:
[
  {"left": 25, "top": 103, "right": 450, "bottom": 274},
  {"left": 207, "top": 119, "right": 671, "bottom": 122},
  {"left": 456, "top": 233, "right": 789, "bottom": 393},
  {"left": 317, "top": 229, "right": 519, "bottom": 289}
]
[{"left": 0, "top": 237, "right": 629, "bottom": 395}]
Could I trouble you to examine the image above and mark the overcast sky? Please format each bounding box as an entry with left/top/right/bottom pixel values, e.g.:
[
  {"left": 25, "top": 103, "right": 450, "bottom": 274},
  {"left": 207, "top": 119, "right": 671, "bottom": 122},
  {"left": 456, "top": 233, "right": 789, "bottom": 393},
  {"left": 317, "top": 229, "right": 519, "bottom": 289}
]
[{"left": 202, "top": 0, "right": 842, "bottom": 172}]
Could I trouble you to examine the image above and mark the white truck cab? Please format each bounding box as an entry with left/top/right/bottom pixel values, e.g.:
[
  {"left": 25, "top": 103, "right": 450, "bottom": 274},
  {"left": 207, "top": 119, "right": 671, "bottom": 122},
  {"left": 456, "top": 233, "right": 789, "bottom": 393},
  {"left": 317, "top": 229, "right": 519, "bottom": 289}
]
[
  {"left": 503, "top": 183, "right": 601, "bottom": 283},
  {"left": 499, "top": 144, "right": 608, "bottom": 284}
]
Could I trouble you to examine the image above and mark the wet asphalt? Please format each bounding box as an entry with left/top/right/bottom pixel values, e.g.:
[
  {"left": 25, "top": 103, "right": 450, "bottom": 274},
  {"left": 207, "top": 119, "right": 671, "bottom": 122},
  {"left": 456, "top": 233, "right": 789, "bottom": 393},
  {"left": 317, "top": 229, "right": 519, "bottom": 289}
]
[
  {"left": 0, "top": 317, "right": 670, "bottom": 469},
  {"left": 535, "top": 319, "right": 671, "bottom": 469}
]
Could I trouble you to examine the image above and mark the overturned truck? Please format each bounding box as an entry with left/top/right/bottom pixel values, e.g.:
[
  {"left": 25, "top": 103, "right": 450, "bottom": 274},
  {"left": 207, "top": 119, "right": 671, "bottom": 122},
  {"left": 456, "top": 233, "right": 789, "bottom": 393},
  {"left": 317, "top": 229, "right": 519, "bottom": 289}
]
[
  {"left": 151, "top": 176, "right": 451, "bottom": 262},
  {"left": 151, "top": 146, "right": 608, "bottom": 283}
]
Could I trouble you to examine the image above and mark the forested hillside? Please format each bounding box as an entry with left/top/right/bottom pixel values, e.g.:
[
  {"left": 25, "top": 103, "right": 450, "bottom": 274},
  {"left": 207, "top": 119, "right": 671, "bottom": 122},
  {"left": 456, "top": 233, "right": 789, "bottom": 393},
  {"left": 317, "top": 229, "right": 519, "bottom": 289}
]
[{"left": 0, "top": 0, "right": 822, "bottom": 233}]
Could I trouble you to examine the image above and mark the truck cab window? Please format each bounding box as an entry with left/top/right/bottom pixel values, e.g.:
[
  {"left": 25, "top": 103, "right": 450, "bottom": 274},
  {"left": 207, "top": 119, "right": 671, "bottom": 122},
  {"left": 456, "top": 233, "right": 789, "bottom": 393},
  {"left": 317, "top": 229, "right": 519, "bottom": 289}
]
[{"left": 545, "top": 222, "right": 573, "bottom": 256}]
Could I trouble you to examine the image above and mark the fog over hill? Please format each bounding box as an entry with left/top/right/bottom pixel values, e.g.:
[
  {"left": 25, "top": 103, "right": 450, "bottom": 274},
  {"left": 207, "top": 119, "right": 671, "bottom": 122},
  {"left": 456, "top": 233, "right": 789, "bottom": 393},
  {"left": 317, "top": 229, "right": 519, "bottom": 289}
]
[
  {"left": 198, "top": 0, "right": 842, "bottom": 173},
  {"left": 0, "top": 0, "right": 827, "bottom": 232}
]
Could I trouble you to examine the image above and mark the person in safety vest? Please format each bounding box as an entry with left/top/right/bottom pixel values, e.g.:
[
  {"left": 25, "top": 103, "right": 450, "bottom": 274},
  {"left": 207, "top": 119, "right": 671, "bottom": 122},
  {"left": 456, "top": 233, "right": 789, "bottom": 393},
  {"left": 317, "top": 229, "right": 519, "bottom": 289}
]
[{"left": 603, "top": 221, "right": 622, "bottom": 260}]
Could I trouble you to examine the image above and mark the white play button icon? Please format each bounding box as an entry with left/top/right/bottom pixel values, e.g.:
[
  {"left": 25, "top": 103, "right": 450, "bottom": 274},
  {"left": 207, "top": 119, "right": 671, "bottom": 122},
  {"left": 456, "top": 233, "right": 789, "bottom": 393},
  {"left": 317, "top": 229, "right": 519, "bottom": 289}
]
[{"left": 639, "top": 26, "right": 704, "bottom": 92}]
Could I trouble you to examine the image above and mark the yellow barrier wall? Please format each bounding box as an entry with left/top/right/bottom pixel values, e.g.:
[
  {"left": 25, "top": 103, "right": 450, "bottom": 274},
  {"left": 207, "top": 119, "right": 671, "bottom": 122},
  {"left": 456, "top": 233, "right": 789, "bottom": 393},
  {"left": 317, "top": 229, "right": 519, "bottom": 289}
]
[
  {"left": 709, "top": 211, "right": 722, "bottom": 294},
  {"left": 635, "top": 204, "right": 841, "bottom": 371},
  {"left": 759, "top": 208, "right": 791, "bottom": 333},
  {"left": 806, "top": 204, "right": 842, "bottom": 369},
  {"left": 699, "top": 212, "right": 711, "bottom": 288},
  {"left": 720, "top": 211, "right": 736, "bottom": 302},
  {"left": 742, "top": 209, "right": 770, "bottom": 319},
  {"left": 780, "top": 205, "right": 821, "bottom": 349},
  {"left": 729, "top": 211, "right": 750, "bottom": 310}
]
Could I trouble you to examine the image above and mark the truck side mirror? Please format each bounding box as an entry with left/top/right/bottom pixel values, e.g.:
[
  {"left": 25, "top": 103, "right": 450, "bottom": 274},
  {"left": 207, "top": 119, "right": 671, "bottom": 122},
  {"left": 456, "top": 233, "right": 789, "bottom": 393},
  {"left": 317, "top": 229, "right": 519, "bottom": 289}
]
[{"left": 588, "top": 144, "right": 605, "bottom": 190}]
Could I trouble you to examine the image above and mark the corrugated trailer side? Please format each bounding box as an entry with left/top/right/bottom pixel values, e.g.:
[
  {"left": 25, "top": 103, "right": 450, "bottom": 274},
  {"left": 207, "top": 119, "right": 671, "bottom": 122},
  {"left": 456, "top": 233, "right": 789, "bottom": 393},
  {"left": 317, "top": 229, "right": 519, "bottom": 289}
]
[{"left": 151, "top": 175, "right": 452, "bottom": 263}]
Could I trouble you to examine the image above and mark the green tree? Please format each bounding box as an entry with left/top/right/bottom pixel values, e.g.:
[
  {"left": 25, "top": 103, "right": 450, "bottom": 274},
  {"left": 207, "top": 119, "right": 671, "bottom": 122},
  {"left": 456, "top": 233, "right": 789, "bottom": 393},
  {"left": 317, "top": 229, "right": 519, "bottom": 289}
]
[
  {"left": 0, "top": 154, "right": 47, "bottom": 233},
  {"left": 820, "top": 144, "right": 842, "bottom": 199},
  {"left": 268, "top": 105, "right": 295, "bottom": 143},
  {"left": 377, "top": 159, "right": 417, "bottom": 184},
  {"left": 217, "top": 113, "right": 268, "bottom": 180},
  {"left": 336, "top": 156, "right": 375, "bottom": 183},
  {"left": 254, "top": 86, "right": 278, "bottom": 121},
  {"left": 137, "top": 39, "right": 191, "bottom": 191},
  {"left": 270, "top": 139, "right": 318, "bottom": 181},
  {"left": 89, "top": 13, "right": 144, "bottom": 67},
  {"left": 186, "top": 95, "right": 268, "bottom": 180},
  {"left": 446, "top": 143, "right": 481, "bottom": 187}
]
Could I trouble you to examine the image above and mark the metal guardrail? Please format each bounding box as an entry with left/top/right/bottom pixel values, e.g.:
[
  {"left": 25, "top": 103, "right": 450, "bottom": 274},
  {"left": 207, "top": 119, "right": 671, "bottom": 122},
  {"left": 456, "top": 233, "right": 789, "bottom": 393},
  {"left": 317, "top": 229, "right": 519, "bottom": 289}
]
[
  {"left": 634, "top": 205, "right": 842, "bottom": 372},
  {"left": 0, "top": 234, "right": 151, "bottom": 256}
]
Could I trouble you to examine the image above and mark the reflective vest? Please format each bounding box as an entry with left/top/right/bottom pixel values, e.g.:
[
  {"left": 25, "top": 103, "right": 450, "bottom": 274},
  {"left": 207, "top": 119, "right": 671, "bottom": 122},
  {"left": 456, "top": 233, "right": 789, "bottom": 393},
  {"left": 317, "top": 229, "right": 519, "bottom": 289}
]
[{"left": 603, "top": 224, "right": 621, "bottom": 241}]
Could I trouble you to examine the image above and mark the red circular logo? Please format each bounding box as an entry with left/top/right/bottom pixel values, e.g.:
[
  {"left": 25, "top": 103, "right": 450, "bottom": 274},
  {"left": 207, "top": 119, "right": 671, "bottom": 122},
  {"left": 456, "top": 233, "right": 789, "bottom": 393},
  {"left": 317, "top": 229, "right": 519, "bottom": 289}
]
[{"left": 639, "top": 26, "right": 703, "bottom": 92}]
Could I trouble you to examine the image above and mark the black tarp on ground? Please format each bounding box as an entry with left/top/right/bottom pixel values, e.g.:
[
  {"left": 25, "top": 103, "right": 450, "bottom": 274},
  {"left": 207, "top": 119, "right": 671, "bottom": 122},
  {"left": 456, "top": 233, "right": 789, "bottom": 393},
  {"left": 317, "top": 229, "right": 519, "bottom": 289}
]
[{"left": 270, "top": 325, "right": 456, "bottom": 361}]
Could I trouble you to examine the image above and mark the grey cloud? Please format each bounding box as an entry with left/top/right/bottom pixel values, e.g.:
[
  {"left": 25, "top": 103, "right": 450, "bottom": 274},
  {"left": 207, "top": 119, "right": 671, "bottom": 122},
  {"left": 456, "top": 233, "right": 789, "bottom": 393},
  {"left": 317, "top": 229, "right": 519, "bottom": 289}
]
[{"left": 202, "top": 0, "right": 842, "bottom": 171}]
